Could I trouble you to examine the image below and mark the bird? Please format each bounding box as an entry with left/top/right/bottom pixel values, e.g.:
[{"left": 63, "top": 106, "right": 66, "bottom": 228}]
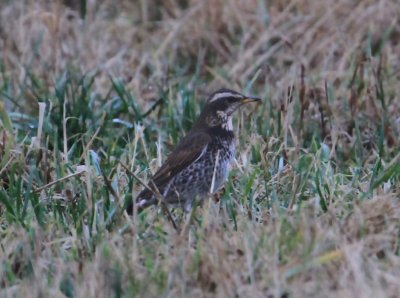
[{"left": 126, "top": 88, "right": 261, "bottom": 214}]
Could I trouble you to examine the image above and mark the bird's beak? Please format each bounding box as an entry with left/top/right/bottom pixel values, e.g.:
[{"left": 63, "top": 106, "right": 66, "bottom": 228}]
[{"left": 241, "top": 96, "right": 262, "bottom": 104}]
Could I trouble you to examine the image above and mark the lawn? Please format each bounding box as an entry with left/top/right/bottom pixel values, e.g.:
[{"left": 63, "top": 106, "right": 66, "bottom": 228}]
[{"left": 0, "top": 0, "right": 400, "bottom": 297}]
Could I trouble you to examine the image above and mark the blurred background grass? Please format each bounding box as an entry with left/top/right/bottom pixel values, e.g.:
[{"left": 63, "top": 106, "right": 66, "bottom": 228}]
[{"left": 0, "top": 0, "right": 400, "bottom": 297}]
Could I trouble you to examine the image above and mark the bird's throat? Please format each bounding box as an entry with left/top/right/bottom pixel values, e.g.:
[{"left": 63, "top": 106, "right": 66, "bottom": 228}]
[
  {"left": 221, "top": 116, "right": 233, "bottom": 131},
  {"left": 215, "top": 110, "right": 233, "bottom": 131}
]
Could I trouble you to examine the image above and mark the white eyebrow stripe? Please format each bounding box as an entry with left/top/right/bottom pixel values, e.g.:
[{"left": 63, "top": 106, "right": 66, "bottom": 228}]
[{"left": 209, "top": 92, "right": 242, "bottom": 102}]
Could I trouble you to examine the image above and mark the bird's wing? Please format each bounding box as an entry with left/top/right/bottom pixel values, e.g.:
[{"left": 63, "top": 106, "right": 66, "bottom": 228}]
[{"left": 150, "top": 131, "right": 211, "bottom": 189}]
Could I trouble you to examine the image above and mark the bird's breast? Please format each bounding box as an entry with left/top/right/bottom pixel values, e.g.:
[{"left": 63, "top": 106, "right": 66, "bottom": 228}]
[{"left": 208, "top": 135, "right": 235, "bottom": 192}]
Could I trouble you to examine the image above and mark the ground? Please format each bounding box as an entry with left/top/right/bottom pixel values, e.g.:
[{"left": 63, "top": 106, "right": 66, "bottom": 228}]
[{"left": 0, "top": 0, "right": 400, "bottom": 297}]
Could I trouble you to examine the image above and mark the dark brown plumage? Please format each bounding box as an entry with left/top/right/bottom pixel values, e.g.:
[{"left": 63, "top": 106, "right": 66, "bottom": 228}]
[{"left": 126, "top": 88, "right": 260, "bottom": 214}]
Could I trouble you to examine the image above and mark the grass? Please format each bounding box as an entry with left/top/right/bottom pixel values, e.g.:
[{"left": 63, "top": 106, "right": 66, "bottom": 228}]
[{"left": 0, "top": 0, "right": 400, "bottom": 297}]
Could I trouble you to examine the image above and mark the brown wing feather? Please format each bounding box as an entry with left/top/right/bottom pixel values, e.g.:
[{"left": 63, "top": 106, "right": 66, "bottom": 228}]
[
  {"left": 151, "top": 131, "right": 211, "bottom": 188},
  {"left": 134, "top": 131, "right": 211, "bottom": 204}
]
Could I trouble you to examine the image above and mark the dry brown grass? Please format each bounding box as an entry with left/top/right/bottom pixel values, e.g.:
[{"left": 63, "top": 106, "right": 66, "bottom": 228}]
[
  {"left": 2, "top": 0, "right": 399, "bottom": 94},
  {"left": 1, "top": 0, "right": 400, "bottom": 297}
]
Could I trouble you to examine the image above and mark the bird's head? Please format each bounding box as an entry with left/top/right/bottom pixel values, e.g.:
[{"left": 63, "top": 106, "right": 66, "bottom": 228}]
[{"left": 198, "top": 88, "right": 261, "bottom": 130}]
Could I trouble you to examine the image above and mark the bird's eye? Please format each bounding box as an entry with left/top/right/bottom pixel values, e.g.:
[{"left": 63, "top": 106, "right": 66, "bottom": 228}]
[{"left": 227, "top": 97, "right": 237, "bottom": 103}]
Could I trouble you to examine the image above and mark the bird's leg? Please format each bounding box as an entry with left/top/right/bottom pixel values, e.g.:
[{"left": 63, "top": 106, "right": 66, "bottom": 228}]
[{"left": 180, "top": 203, "right": 199, "bottom": 249}]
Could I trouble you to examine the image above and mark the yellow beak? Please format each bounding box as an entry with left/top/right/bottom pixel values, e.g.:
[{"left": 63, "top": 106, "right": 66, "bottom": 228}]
[{"left": 241, "top": 96, "right": 262, "bottom": 104}]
